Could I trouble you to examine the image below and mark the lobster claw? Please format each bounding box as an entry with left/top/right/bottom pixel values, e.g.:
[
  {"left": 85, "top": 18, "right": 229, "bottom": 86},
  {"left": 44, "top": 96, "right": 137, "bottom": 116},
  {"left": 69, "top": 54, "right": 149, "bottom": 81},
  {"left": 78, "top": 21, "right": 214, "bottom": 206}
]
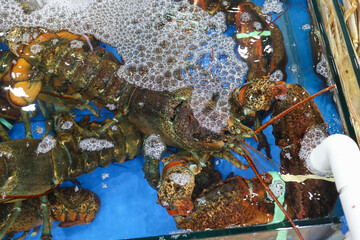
[
  {"left": 7, "top": 80, "right": 42, "bottom": 108},
  {"left": 235, "top": 78, "right": 288, "bottom": 113}
]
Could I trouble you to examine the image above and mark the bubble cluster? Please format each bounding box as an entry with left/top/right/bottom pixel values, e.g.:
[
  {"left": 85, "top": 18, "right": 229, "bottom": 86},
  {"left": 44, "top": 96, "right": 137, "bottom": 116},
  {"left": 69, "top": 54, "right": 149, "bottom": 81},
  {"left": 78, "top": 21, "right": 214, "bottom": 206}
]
[
  {"left": 196, "top": 196, "right": 206, "bottom": 205},
  {"left": 36, "top": 135, "right": 56, "bottom": 154},
  {"left": 289, "top": 64, "right": 298, "bottom": 74},
  {"left": 269, "top": 69, "right": 284, "bottom": 81},
  {"left": 35, "top": 126, "right": 44, "bottom": 135},
  {"left": 299, "top": 125, "right": 330, "bottom": 176},
  {"left": 61, "top": 120, "right": 74, "bottom": 130},
  {"left": 301, "top": 24, "right": 311, "bottom": 31},
  {"left": 316, "top": 53, "right": 332, "bottom": 86},
  {"left": 253, "top": 21, "right": 262, "bottom": 31},
  {"left": 170, "top": 172, "right": 191, "bottom": 186},
  {"left": 261, "top": 0, "right": 283, "bottom": 14},
  {"left": 51, "top": 38, "right": 59, "bottom": 45},
  {"left": 143, "top": 134, "right": 166, "bottom": 160},
  {"left": 240, "top": 12, "right": 251, "bottom": 22},
  {"left": 30, "top": 44, "right": 42, "bottom": 54},
  {"left": 70, "top": 39, "right": 84, "bottom": 48},
  {"left": 106, "top": 103, "right": 116, "bottom": 111},
  {"left": 79, "top": 137, "right": 114, "bottom": 151},
  {"left": 0, "top": 0, "right": 248, "bottom": 133}
]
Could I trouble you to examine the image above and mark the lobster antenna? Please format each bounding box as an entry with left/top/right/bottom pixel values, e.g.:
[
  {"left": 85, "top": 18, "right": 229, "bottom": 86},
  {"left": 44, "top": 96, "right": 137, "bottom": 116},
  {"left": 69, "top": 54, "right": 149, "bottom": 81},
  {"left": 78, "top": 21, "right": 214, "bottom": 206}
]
[
  {"left": 240, "top": 139, "right": 283, "bottom": 170},
  {"left": 239, "top": 142, "right": 265, "bottom": 174},
  {"left": 255, "top": 85, "right": 336, "bottom": 133},
  {"left": 242, "top": 154, "right": 304, "bottom": 240}
]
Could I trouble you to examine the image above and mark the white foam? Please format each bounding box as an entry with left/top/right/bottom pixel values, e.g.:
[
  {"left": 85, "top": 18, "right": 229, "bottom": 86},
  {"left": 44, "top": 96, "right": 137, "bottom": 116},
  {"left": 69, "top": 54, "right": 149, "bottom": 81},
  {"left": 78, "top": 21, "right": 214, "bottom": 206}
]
[
  {"left": 196, "top": 196, "right": 206, "bottom": 205},
  {"left": 262, "top": 0, "right": 283, "bottom": 14},
  {"left": 35, "top": 126, "right": 44, "bottom": 135},
  {"left": 60, "top": 120, "right": 73, "bottom": 130},
  {"left": 30, "top": 44, "right": 43, "bottom": 54},
  {"left": 316, "top": 53, "right": 332, "bottom": 86},
  {"left": 1, "top": 0, "right": 248, "bottom": 133},
  {"left": 70, "top": 39, "right": 84, "bottom": 49},
  {"left": 170, "top": 172, "right": 191, "bottom": 186},
  {"left": 301, "top": 24, "right": 311, "bottom": 31},
  {"left": 299, "top": 125, "right": 328, "bottom": 174},
  {"left": 79, "top": 137, "right": 114, "bottom": 151},
  {"left": 269, "top": 70, "right": 284, "bottom": 81},
  {"left": 36, "top": 135, "right": 56, "bottom": 154},
  {"left": 143, "top": 134, "right": 166, "bottom": 160}
]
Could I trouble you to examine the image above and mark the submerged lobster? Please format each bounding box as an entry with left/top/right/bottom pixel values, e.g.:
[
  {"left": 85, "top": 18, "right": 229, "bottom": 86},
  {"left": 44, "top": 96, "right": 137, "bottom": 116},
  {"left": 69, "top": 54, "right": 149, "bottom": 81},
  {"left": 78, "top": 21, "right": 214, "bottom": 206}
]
[
  {"left": 0, "top": 14, "right": 335, "bottom": 239},
  {"left": 0, "top": 25, "right": 286, "bottom": 194},
  {"left": 0, "top": 26, "right": 288, "bottom": 237},
  {"left": 189, "top": 0, "right": 288, "bottom": 82},
  {"left": 1, "top": 187, "right": 100, "bottom": 238},
  {"left": 170, "top": 82, "right": 338, "bottom": 231}
]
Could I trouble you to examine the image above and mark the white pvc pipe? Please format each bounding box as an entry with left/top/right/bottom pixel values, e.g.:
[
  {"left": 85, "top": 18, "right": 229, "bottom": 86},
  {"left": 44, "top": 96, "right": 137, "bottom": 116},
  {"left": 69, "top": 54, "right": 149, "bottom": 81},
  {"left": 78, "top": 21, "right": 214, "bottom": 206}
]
[{"left": 309, "top": 134, "right": 360, "bottom": 240}]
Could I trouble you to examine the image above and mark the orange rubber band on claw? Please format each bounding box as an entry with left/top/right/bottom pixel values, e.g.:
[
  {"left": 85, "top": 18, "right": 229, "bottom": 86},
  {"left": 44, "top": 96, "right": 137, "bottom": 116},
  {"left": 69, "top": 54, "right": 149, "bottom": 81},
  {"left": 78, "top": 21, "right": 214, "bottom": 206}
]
[
  {"left": 238, "top": 84, "right": 250, "bottom": 105},
  {"left": 162, "top": 161, "right": 188, "bottom": 180},
  {"left": 166, "top": 208, "right": 179, "bottom": 216}
]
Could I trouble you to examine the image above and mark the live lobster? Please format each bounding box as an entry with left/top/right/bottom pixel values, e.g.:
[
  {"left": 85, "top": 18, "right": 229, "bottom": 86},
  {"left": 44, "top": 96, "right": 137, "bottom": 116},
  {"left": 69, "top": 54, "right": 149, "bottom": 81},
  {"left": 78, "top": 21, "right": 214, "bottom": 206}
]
[
  {"left": 1, "top": 187, "right": 101, "bottom": 239},
  {"left": 0, "top": 17, "right": 336, "bottom": 240}
]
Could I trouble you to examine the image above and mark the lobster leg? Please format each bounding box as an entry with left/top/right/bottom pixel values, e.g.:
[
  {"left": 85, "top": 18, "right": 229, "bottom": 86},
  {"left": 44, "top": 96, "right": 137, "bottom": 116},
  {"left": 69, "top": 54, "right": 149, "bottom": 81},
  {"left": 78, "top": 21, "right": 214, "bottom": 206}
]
[
  {"left": 37, "top": 93, "right": 101, "bottom": 118},
  {"left": 213, "top": 149, "right": 249, "bottom": 170},
  {"left": 142, "top": 135, "right": 167, "bottom": 190},
  {"left": 254, "top": 113, "right": 271, "bottom": 158},
  {"left": 7, "top": 230, "right": 30, "bottom": 240},
  {"left": 0, "top": 124, "right": 10, "bottom": 142},
  {"left": 37, "top": 100, "right": 54, "bottom": 137},
  {"left": 39, "top": 196, "right": 52, "bottom": 240},
  {"left": 20, "top": 110, "right": 32, "bottom": 139},
  {"left": 53, "top": 113, "right": 103, "bottom": 138},
  {"left": 94, "top": 112, "right": 124, "bottom": 136},
  {"left": 143, "top": 154, "right": 161, "bottom": 190},
  {"left": 0, "top": 201, "right": 22, "bottom": 239}
]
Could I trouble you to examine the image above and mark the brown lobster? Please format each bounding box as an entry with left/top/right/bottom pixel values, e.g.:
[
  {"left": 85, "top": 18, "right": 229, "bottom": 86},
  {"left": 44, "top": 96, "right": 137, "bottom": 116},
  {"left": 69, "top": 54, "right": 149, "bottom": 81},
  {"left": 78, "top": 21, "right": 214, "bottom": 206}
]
[
  {"left": 1, "top": 187, "right": 100, "bottom": 239},
  {"left": 189, "top": 0, "right": 288, "bottom": 82},
  {"left": 0, "top": 24, "right": 335, "bottom": 240},
  {"left": 168, "top": 82, "right": 338, "bottom": 232}
]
